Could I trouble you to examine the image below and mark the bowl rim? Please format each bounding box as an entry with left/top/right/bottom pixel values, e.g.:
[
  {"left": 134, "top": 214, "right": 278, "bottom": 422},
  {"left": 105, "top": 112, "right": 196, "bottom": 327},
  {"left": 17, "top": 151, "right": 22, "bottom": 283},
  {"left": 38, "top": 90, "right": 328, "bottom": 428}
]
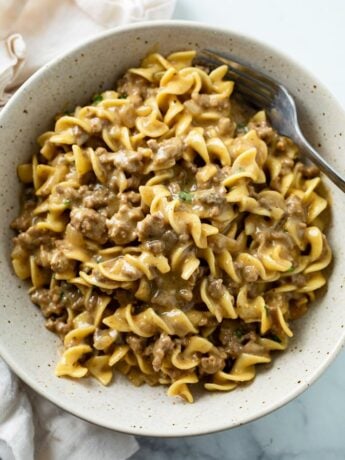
[{"left": 1, "top": 19, "right": 344, "bottom": 437}]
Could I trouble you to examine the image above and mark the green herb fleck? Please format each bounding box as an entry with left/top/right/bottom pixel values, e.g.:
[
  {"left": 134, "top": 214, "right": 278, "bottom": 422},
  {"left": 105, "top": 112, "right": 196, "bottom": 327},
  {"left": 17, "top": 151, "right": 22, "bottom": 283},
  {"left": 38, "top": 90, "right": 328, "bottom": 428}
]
[
  {"left": 96, "top": 255, "right": 103, "bottom": 263},
  {"left": 237, "top": 122, "right": 249, "bottom": 134},
  {"left": 264, "top": 305, "right": 270, "bottom": 314},
  {"left": 59, "top": 291, "right": 65, "bottom": 301},
  {"left": 178, "top": 191, "right": 193, "bottom": 203},
  {"left": 63, "top": 199, "right": 71, "bottom": 207},
  {"left": 235, "top": 328, "right": 244, "bottom": 339},
  {"left": 118, "top": 92, "right": 128, "bottom": 99},
  {"left": 92, "top": 94, "right": 103, "bottom": 105},
  {"left": 268, "top": 333, "right": 282, "bottom": 343},
  {"left": 286, "top": 266, "right": 295, "bottom": 273}
]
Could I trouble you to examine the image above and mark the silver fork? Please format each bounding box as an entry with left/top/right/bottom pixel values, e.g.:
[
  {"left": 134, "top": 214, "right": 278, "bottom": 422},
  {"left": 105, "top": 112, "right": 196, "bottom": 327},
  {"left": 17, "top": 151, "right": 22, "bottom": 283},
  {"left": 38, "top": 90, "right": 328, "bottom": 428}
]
[{"left": 195, "top": 49, "right": 345, "bottom": 192}]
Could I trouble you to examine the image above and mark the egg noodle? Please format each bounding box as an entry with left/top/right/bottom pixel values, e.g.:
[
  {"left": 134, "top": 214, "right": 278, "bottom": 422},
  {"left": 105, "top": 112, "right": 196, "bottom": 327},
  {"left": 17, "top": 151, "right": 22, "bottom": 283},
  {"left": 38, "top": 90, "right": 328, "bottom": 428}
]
[{"left": 11, "top": 51, "right": 332, "bottom": 402}]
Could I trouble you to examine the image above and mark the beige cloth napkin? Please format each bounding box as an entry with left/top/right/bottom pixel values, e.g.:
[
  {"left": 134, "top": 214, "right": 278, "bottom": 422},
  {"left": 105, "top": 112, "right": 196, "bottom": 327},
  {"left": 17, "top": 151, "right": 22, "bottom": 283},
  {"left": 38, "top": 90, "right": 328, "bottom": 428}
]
[
  {"left": 0, "top": 0, "right": 176, "bottom": 104},
  {"left": 0, "top": 1, "right": 176, "bottom": 459}
]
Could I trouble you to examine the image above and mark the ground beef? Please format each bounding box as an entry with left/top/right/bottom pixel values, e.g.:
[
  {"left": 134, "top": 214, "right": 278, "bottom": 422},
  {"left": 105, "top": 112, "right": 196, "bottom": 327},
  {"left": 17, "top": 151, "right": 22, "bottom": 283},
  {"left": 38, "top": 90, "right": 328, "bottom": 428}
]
[
  {"left": 31, "top": 285, "right": 84, "bottom": 318},
  {"left": 55, "top": 185, "right": 81, "bottom": 204},
  {"left": 70, "top": 207, "right": 108, "bottom": 244},
  {"left": 45, "top": 316, "right": 71, "bottom": 336},
  {"left": 13, "top": 226, "right": 53, "bottom": 252},
  {"left": 177, "top": 288, "right": 193, "bottom": 302},
  {"left": 289, "top": 296, "right": 309, "bottom": 320},
  {"left": 50, "top": 248, "right": 75, "bottom": 274},
  {"left": 30, "top": 287, "right": 65, "bottom": 318},
  {"left": 200, "top": 353, "right": 225, "bottom": 374},
  {"left": 151, "top": 288, "right": 178, "bottom": 309},
  {"left": 137, "top": 212, "right": 166, "bottom": 242},
  {"left": 69, "top": 295, "right": 84, "bottom": 312},
  {"left": 143, "top": 240, "right": 164, "bottom": 255},
  {"left": 36, "top": 243, "right": 54, "bottom": 267},
  {"left": 280, "top": 157, "right": 294, "bottom": 175},
  {"left": 196, "top": 187, "right": 227, "bottom": 205},
  {"left": 246, "top": 283, "right": 262, "bottom": 299},
  {"left": 118, "top": 104, "right": 137, "bottom": 128},
  {"left": 89, "top": 117, "right": 103, "bottom": 133},
  {"left": 255, "top": 230, "right": 295, "bottom": 251},
  {"left": 161, "top": 230, "right": 179, "bottom": 252},
  {"left": 219, "top": 321, "right": 243, "bottom": 359},
  {"left": 82, "top": 186, "right": 116, "bottom": 209},
  {"left": 72, "top": 125, "right": 89, "bottom": 145},
  {"left": 111, "top": 150, "right": 144, "bottom": 174},
  {"left": 224, "top": 340, "right": 242, "bottom": 359},
  {"left": 242, "top": 265, "right": 259, "bottom": 282},
  {"left": 195, "top": 187, "right": 227, "bottom": 218},
  {"left": 10, "top": 200, "right": 37, "bottom": 232},
  {"left": 107, "top": 204, "right": 143, "bottom": 244},
  {"left": 265, "top": 292, "right": 286, "bottom": 316},
  {"left": 300, "top": 164, "right": 320, "bottom": 179},
  {"left": 290, "top": 273, "right": 307, "bottom": 288},
  {"left": 126, "top": 335, "right": 147, "bottom": 354},
  {"left": 275, "top": 137, "right": 288, "bottom": 152},
  {"left": 192, "top": 93, "right": 230, "bottom": 111},
  {"left": 286, "top": 195, "right": 307, "bottom": 222},
  {"left": 148, "top": 137, "right": 184, "bottom": 169},
  {"left": 252, "top": 120, "right": 274, "bottom": 142},
  {"left": 120, "top": 191, "right": 141, "bottom": 206},
  {"left": 207, "top": 278, "right": 225, "bottom": 299},
  {"left": 151, "top": 270, "right": 197, "bottom": 309},
  {"left": 219, "top": 322, "right": 235, "bottom": 345},
  {"left": 116, "top": 73, "right": 151, "bottom": 102},
  {"left": 152, "top": 333, "right": 173, "bottom": 372}
]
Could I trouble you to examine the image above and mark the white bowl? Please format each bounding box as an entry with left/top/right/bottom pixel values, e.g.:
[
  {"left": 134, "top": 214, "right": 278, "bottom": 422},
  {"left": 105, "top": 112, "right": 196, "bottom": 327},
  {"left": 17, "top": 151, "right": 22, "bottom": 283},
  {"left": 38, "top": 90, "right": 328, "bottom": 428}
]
[{"left": 1, "top": 21, "right": 345, "bottom": 437}]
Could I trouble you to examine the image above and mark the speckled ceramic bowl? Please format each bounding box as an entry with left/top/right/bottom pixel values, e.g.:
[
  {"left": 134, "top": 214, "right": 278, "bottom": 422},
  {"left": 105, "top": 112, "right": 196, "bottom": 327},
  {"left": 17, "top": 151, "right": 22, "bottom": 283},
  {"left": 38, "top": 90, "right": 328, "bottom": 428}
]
[{"left": 0, "top": 21, "right": 345, "bottom": 437}]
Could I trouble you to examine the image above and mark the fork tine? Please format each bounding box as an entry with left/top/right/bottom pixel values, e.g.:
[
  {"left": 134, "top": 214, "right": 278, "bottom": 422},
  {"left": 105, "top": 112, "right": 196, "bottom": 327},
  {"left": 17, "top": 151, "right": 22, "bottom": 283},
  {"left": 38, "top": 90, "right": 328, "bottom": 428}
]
[
  {"left": 203, "top": 49, "right": 280, "bottom": 94},
  {"left": 231, "top": 82, "right": 272, "bottom": 108},
  {"left": 194, "top": 54, "right": 273, "bottom": 108}
]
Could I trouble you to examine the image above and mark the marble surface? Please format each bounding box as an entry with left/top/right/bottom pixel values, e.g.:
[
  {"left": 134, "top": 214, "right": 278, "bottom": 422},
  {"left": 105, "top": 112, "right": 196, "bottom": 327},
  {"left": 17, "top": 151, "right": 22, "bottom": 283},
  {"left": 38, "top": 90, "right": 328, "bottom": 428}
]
[{"left": 131, "top": 1, "right": 345, "bottom": 459}]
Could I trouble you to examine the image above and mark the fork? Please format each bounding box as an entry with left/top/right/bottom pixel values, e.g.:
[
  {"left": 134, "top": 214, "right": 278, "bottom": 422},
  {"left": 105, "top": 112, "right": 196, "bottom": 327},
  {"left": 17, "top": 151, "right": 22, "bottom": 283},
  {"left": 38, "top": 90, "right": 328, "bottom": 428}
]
[{"left": 195, "top": 49, "right": 345, "bottom": 193}]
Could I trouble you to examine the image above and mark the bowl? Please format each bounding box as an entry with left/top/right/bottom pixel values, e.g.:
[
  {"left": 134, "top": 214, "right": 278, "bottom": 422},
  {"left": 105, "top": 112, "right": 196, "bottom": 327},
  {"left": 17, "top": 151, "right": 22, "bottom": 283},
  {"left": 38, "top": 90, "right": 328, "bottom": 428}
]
[{"left": 1, "top": 21, "right": 345, "bottom": 437}]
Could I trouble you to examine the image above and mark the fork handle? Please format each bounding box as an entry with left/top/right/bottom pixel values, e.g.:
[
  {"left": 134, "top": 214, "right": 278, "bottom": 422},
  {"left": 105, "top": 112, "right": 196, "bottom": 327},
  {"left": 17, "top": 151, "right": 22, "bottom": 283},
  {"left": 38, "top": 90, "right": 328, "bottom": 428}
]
[{"left": 295, "top": 129, "right": 345, "bottom": 193}]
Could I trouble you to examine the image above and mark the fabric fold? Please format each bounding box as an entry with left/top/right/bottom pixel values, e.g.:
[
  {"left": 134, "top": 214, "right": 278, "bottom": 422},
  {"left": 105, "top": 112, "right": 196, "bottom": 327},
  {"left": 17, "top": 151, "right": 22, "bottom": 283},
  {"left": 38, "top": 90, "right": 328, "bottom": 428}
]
[
  {"left": 0, "top": 0, "right": 176, "bottom": 104},
  {"left": 0, "top": 0, "right": 175, "bottom": 458}
]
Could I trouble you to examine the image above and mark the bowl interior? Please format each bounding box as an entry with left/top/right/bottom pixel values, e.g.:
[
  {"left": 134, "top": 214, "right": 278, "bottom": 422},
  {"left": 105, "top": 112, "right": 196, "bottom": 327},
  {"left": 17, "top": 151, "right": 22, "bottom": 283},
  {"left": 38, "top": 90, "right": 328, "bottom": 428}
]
[{"left": 1, "top": 21, "right": 345, "bottom": 436}]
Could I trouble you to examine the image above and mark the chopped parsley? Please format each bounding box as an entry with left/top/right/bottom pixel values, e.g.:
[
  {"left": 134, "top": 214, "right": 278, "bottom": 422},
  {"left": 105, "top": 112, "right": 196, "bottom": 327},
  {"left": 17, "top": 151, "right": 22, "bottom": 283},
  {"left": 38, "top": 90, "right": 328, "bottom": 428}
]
[
  {"left": 63, "top": 199, "right": 71, "bottom": 207},
  {"left": 235, "top": 328, "right": 245, "bottom": 339},
  {"left": 59, "top": 291, "right": 65, "bottom": 301},
  {"left": 118, "top": 92, "right": 128, "bottom": 99},
  {"left": 237, "top": 122, "right": 249, "bottom": 134},
  {"left": 267, "top": 333, "right": 282, "bottom": 343},
  {"left": 95, "top": 255, "right": 103, "bottom": 263},
  {"left": 286, "top": 266, "right": 295, "bottom": 273},
  {"left": 178, "top": 191, "right": 193, "bottom": 203},
  {"left": 92, "top": 94, "right": 103, "bottom": 105},
  {"left": 264, "top": 304, "right": 270, "bottom": 314}
]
